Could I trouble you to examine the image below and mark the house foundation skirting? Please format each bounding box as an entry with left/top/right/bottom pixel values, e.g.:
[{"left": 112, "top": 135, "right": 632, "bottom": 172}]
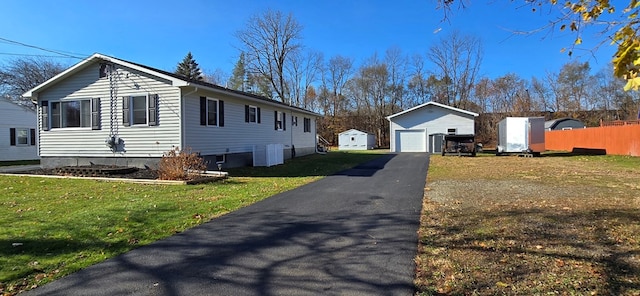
[{"left": 40, "top": 147, "right": 317, "bottom": 170}]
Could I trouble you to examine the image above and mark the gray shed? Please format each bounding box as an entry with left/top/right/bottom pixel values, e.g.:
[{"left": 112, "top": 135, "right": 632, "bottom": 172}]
[
  {"left": 338, "top": 129, "right": 375, "bottom": 150},
  {"left": 545, "top": 118, "right": 586, "bottom": 130}
]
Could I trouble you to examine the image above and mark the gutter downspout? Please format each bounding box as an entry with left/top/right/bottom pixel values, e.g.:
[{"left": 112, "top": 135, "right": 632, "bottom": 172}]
[{"left": 180, "top": 86, "right": 198, "bottom": 151}]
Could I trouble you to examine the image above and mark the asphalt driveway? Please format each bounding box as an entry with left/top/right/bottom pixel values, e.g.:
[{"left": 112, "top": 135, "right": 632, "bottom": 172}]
[{"left": 25, "top": 152, "right": 430, "bottom": 296}]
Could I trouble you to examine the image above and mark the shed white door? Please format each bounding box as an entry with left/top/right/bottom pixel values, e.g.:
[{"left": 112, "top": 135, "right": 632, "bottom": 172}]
[{"left": 396, "top": 130, "right": 426, "bottom": 152}]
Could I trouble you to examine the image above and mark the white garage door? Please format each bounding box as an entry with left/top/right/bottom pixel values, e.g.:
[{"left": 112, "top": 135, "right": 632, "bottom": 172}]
[{"left": 396, "top": 130, "right": 426, "bottom": 152}]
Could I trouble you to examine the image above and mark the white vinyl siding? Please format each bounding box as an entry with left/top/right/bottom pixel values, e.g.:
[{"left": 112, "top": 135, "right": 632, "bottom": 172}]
[
  {"left": 183, "top": 92, "right": 316, "bottom": 156},
  {"left": 37, "top": 63, "right": 181, "bottom": 158},
  {"left": 388, "top": 104, "right": 475, "bottom": 153},
  {"left": 0, "top": 99, "right": 38, "bottom": 161}
]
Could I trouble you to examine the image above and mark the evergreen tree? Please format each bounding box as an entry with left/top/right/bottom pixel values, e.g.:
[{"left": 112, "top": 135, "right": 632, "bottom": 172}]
[
  {"left": 175, "top": 52, "right": 203, "bottom": 81},
  {"left": 228, "top": 53, "right": 246, "bottom": 90}
]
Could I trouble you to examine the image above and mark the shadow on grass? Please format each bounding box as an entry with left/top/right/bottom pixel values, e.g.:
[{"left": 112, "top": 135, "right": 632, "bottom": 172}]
[{"left": 418, "top": 205, "right": 640, "bottom": 295}]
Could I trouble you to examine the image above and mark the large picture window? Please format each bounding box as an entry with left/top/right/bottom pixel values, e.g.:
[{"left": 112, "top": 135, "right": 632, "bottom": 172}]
[{"left": 50, "top": 100, "right": 91, "bottom": 128}]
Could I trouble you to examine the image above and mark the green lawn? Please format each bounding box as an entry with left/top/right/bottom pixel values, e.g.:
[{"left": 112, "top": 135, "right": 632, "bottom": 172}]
[{"left": 0, "top": 150, "right": 385, "bottom": 295}]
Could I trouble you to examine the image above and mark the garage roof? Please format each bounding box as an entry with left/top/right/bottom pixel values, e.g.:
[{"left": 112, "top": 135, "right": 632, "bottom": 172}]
[{"left": 386, "top": 101, "right": 479, "bottom": 120}]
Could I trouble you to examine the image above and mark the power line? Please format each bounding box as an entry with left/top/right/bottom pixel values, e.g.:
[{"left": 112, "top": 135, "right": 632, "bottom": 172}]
[
  {"left": 0, "top": 52, "right": 79, "bottom": 59},
  {"left": 0, "top": 37, "right": 86, "bottom": 59}
]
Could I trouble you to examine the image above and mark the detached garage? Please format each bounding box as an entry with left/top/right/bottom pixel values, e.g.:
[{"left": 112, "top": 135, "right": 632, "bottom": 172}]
[
  {"left": 338, "top": 129, "right": 375, "bottom": 150},
  {"left": 386, "top": 101, "right": 478, "bottom": 153}
]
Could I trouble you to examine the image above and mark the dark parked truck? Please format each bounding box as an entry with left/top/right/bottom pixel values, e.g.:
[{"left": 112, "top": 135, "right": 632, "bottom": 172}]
[
  {"left": 442, "top": 134, "right": 477, "bottom": 157},
  {"left": 496, "top": 117, "right": 545, "bottom": 157}
]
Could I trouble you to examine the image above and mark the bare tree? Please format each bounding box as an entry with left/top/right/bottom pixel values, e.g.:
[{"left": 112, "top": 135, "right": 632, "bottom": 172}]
[
  {"left": 235, "top": 10, "right": 303, "bottom": 103},
  {"left": 384, "top": 47, "right": 408, "bottom": 112},
  {"left": 427, "top": 31, "right": 483, "bottom": 108},
  {"left": 555, "top": 61, "right": 594, "bottom": 111},
  {"left": 202, "top": 68, "right": 228, "bottom": 86},
  {"left": 323, "top": 55, "right": 354, "bottom": 116},
  {"left": 407, "top": 54, "right": 429, "bottom": 108},
  {"left": 0, "top": 57, "right": 66, "bottom": 109},
  {"left": 287, "top": 49, "right": 323, "bottom": 108}
]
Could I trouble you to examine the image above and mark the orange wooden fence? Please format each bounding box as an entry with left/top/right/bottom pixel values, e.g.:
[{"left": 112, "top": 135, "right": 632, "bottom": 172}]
[{"left": 545, "top": 124, "right": 640, "bottom": 156}]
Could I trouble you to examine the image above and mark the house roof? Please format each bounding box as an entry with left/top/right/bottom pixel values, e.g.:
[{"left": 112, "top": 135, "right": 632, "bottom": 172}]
[
  {"left": 544, "top": 117, "right": 584, "bottom": 129},
  {"left": 22, "top": 53, "right": 319, "bottom": 117},
  {"left": 339, "top": 128, "right": 374, "bottom": 135},
  {"left": 0, "top": 97, "right": 36, "bottom": 113},
  {"left": 386, "top": 101, "right": 479, "bottom": 121}
]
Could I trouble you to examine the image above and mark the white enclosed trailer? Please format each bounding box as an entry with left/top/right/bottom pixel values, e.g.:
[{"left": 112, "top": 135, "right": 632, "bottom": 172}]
[{"left": 496, "top": 117, "right": 545, "bottom": 156}]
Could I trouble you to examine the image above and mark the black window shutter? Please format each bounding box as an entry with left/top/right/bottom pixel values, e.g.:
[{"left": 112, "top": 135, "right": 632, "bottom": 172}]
[
  {"left": 148, "top": 94, "right": 158, "bottom": 126},
  {"left": 122, "top": 96, "right": 130, "bottom": 126},
  {"left": 244, "top": 105, "right": 249, "bottom": 122},
  {"left": 30, "top": 129, "right": 36, "bottom": 146},
  {"left": 257, "top": 107, "right": 261, "bottom": 123},
  {"left": 283, "top": 113, "right": 286, "bottom": 131},
  {"left": 41, "top": 101, "right": 49, "bottom": 131},
  {"left": 91, "top": 98, "right": 101, "bottom": 130},
  {"left": 200, "top": 97, "right": 207, "bottom": 125},
  {"left": 219, "top": 100, "right": 224, "bottom": 127},
  {"left": 9, "top": 128, "right": 15, "bottom": 146},
  {"left": 274, "top": 111, "right": 278, "bottom": 130}
]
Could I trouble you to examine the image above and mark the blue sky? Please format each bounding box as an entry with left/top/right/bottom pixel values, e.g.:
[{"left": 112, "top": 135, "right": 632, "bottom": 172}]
[{"left": 0, "top": 0, "right": 617, "bottom": 81}]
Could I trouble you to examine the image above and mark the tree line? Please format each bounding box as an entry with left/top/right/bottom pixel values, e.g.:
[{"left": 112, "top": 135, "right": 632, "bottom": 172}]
[{"left": 3, "top": 7, "right": 640, "bottom": 147}]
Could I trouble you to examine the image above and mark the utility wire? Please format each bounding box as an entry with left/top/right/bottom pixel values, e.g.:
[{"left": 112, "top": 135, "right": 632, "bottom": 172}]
[
  {"left": 0, "top": 52, "right": 78, "bottom": 59},
  {"left": 0, "top": 37, "right": 86, "bottom": 59}
]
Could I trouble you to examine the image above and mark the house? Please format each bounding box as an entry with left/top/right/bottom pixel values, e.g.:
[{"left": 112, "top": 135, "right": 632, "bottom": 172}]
[
  {"left": 338, "top": 129, "right": 375, "bottom": 150},
  {"left": 0, "top": 98, "right": 38, "bottom": 161},
  {"left": 22, "top": 53, "right": 319, "bottom": 169},
  {"left": 386, "top": 101, "right": 478, "bottom": 153},
  {"left": 545, "top": 117, "right": 585, "bottom": 131}
]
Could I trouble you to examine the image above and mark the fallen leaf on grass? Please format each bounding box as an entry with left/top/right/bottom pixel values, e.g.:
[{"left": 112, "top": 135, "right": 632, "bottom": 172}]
[{"left": 496, "top": 281, "right": 510, "bottom": 288}]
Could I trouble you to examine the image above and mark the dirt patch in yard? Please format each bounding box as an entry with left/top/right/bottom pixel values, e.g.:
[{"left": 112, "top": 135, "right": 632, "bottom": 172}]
[{"left": 416, "top": 153, "right": 640, "bottom": 295}]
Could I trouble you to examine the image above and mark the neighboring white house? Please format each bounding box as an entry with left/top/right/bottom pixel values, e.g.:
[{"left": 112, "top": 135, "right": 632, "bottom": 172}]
[
  {"left": 338, "top": 129, "right": 375, "bottom": 150},
  {"left": 23, "top": 53, "right": 320, "bottom": 169},
  {"left": 386, "top": 101, "right": 478, "bottom": 153},
  {"left": 0, "top": 98, "right": 38, "bottom": 161}
]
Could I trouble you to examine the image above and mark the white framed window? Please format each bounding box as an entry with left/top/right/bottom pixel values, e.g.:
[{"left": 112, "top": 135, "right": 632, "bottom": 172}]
[
  {"left": 10, "top": 128, "right": 35, "bottom": 146},
  {"left": 303, "top": 117, "right": 311, "bottom": 133},
  {"left": 447, "top": 128, "right": 457, "bottom": 135},
  {"left": 292, "top": 115, "right": 298, "bottom": 126},
  {"left": 16, "top": 129, "right": 28, "bottom": 145},
  {"left": 274, "top": 111, "right": 285, "bottom": 131},
  {"left": 200, "top": 97, "right": 224, "bottom": 127},
  {"left": 245, "top": 105, "right": 260, "bottom": 123},
  {"left": 123, "top": 94, "right": 157, "bottom": 127},
  {"left": 249, "top": 106, "right": 257, "bottom": 123},
  {"left": 50, "top": 100, "right": 91, "bottom": 128},
  {"left": 131, "top": 95, "right": 147, "bottom": 125}
]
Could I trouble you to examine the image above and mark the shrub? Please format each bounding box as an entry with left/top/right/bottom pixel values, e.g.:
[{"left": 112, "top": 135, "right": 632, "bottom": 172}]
[{"left": 158, "top": 147, "right": 207, "bottom": 180}]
